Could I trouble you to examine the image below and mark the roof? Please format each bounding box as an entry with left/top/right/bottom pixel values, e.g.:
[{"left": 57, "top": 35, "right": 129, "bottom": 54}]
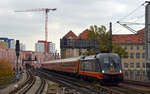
[
  {"left": 63, "top": 28, "right": 145, "bottom": 44},
  {"left": 112, "top": 29, "right": 145, "bottom": 44},
  {"left": 78, "top": 29, "right": 89, "bottom": 39},
  {"left": 63, "top": 30, "right": 78, "bottom": 39}
]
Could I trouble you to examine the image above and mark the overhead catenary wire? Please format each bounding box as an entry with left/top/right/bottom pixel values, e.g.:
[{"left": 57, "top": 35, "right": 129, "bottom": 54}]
[{"left": 119, "top": 2, "right": 145, "bottom": 22}]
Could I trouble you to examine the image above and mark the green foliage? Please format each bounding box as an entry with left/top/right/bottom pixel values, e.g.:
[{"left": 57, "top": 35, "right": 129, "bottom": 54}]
[
  {"left": 112, "top": 45, "right": 128, "bottom": 58},
  {"left": 84, "top": 49, "right": 96, "bottom": 55},
  {"left": 87, "top": 25, "right": 128, "bottom": 58}
]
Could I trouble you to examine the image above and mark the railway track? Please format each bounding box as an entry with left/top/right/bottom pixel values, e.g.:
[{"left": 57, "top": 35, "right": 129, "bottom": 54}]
[
  {"left": 37, "top": 69, "right": 150, "bottom": 94},
  {"left": 9, "top": 70, "right": 46, "bottom": 94},
  {"left": 37, "top": 69, "right": 107, "bottom": 94},
  {"left": 122, "top": 80, "right": 150, "bottom": 87},
  {"left": 35, "top": 78, "right": 46, "bottom": 94},
  {"left": 93, "top": 80, "right": 150, "bottom": 94}
]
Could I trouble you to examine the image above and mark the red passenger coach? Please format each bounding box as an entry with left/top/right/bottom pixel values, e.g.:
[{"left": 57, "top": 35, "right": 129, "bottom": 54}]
[
  {"left": 42, "top": 57, "right": 80, "bottom": 73},
  {"left": 41, "top": 53, "right": 123, "bottom": 85}
]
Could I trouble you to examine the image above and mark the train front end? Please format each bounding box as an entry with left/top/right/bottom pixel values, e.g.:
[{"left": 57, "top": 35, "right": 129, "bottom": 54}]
[{"left": 97, "top": 53, "right": 123, "bottom": 82}]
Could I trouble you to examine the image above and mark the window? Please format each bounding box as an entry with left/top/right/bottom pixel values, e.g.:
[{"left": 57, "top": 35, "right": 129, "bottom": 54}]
[
  {"left": 124, "top": 63, "right": 128, "bottom": 68},
  {"left": 142, "top": 53, "right": 145, "bottom": 58},
  {"left": 139, "top": 40, "right": 142, "bottom": 43},
  {"left": 136, "top": 63, "right": 140, "bottom": 68},
  {"left": 127, "top": 40, "right": 130, "bottom": 43},
  {"left": 130, "top": 71, "right": 134, "bottom": 77},
  {"left": 125, "top": 71, "right": 128, "bottom": 76},
  {"left": 143, "top": 45, "right": 145, "bottom": 50},
  {"left": 104, "top": 57, "right": 109, "bottom": 64},
  {"left": 143, "top": 62, "right": 145, "bottom": 68},
  {"left": 124, "top": 53, "right": 128, "bottom": 58},
  {"left": 137, "top": 45, "right": 139, "bottom": 50},
  {"left": 143, "top": 71, "right": 145, "bottom": 76},
  {"left": 130, "top": 45, "right": 133, "bottom": 50},
  {"left": 81, "top": 60, "right": 99, "bottom": 72},
  {"left": 136, "top": 53, "right": 140, "bottom": 58},
  {"left": 136, "top": 71, "right": 140, "bottom": 76},
  {"left": 130, "top": 71, "right": 134, "bottom": 76},
  {"left": 130, "top": 63, "right": 134, "bottom": 68},
  {"left": 115, "top": 40, "right": 118, "bottom": 44},
  {"left": 130, "top": 53, "right": 134, "bottom": 58}
]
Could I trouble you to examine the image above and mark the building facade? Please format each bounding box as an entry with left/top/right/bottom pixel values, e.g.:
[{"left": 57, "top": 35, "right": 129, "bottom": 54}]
[
  {"left": 49, "top": 42, "right": 56, "bottom": 54},
  {"left": 113, "top": 29, "right": 147, "bottom": 81},
  {"left": 35, "top": 42, "right": 45, "bottom": 53},
  {"left": 35, "top": 40, "right": 56, "bottom": 54}
]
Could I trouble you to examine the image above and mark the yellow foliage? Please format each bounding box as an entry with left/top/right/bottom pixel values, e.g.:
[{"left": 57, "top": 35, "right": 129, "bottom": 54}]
[{"left": 0, "top": 58, "right": 14, "bottom": 77}]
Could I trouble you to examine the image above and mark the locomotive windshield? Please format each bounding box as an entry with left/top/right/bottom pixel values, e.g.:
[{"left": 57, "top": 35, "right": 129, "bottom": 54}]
[{"left": 99, "top": 54, "right": 122, "bottom": 73}]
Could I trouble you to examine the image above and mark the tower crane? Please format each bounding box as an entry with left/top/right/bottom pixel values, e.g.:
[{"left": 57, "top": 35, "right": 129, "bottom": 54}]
[
  {"left": 15, "top": 8, "right": 56, "bottom": 42},
  {"left": 15, "top": 8, "right": 56, "bottom": 53}
]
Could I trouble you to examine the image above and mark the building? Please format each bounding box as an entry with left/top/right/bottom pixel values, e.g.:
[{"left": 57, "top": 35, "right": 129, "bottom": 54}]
[
  {"left": 61, "top": 29, "right": 97, "bottom": 58},
  {"left": 35, "top": 42, "right": 45, "bottom": 53},
  {"left": 10, "top": 39, "right": 16, "bottom": 49},
  {"left": 61, "top": 30, "right": 79, "bottom": 58},
  {"left": 0, "top": 38, "right": 26, "bottom": 51},
  {"left": 49, "top": 42, "right": 56, "bottom": 54},
  {"left": 20, "top": 43, "right": 26, "bottom": 51},
  {"left": 35, "top": 40, "right": 56, "bottom": 53},
  {"left": 113, "top": 29, "right": 147, "bottom": 81},
  {"left": 61, "top": 29, "right": 147, "bottom": 81}
]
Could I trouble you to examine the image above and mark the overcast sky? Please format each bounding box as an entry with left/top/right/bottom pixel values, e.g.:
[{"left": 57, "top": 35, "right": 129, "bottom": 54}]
[{"left": 0, "top": 0, "right": 146, "bottom": 52}]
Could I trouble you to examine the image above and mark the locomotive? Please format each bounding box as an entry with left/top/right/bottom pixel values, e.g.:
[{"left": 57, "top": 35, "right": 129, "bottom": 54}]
[{"left": 41, "top": 53, "right": 123, "bottom": 84}]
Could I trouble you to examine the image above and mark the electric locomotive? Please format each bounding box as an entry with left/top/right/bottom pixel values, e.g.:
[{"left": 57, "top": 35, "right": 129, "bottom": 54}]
[
  {"left": 41, "top": 53, "right": 123, "bottom": 84},
  {"left": 79, "top": 53, "right": 123, "bottom": 83}
]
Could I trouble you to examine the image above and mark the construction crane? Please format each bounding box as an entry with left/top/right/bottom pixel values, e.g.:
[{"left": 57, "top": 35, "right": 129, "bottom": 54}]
[
  {"left": 117, "top": 21, "right": 144, "bottom": 34},
  {"left": 15, "top": 8, "right": 57, "bottom": 42}
]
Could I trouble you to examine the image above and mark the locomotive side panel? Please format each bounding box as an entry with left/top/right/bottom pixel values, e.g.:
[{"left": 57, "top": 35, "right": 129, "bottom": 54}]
[{"left": 79, "top": 58, "right": 103, "bottom": 80}]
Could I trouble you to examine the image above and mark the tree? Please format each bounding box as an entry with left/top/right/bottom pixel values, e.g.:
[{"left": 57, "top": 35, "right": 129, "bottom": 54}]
[
  {"left": 0, "top": 58, "right": 14, "bottom": 86},
  {"left": 87, "top": 25, "right": 128, "bottom": 58},
  {"left": 0, "top": 58, "right": 14, "bottom": 77}
]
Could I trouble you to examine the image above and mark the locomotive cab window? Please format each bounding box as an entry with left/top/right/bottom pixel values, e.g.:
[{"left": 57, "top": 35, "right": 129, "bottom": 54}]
[
  {"left": 80, "top": 59, "right": 100, "bottom": 72},
  {"left": 99, "top": 54, "right": 122, "bottom": 73}
]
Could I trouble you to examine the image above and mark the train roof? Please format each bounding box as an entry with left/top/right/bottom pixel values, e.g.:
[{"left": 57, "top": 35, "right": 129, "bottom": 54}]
[
  {"left": 43, "top": 56, "right": 81, "bottom": 64},
  {"left": 42, "top": 53, "right": 119, "bottom": 64},
  {"left": 81, "top": 53, "right": 119, "bottom": 60}
]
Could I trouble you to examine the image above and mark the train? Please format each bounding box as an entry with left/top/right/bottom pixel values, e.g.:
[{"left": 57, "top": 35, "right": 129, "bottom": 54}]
[{"left": 41, "top": 53, "right": 123, "bottom": 85}]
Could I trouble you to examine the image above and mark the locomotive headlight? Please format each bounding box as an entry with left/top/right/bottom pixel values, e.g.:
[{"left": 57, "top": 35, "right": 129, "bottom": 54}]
[
  {"left": 102, "top": 70, "right": 105, "bottom": 73},
  {"left": 120, "top": 70, "right": 122, "bottom": 73}
]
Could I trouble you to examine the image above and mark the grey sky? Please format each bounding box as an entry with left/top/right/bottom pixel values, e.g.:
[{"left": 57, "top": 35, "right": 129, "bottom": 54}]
[{"left": 0, "top": 0, "right": 146, "bottom": 52}]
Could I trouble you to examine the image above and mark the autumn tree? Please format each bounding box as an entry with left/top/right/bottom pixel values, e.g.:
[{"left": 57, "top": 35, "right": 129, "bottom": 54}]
[
  {"left": 87, "top": 25, "right": 128, "bottom": 58},
  {"left": 0, "top": 58, "right": 14, "bottom": 86}
]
